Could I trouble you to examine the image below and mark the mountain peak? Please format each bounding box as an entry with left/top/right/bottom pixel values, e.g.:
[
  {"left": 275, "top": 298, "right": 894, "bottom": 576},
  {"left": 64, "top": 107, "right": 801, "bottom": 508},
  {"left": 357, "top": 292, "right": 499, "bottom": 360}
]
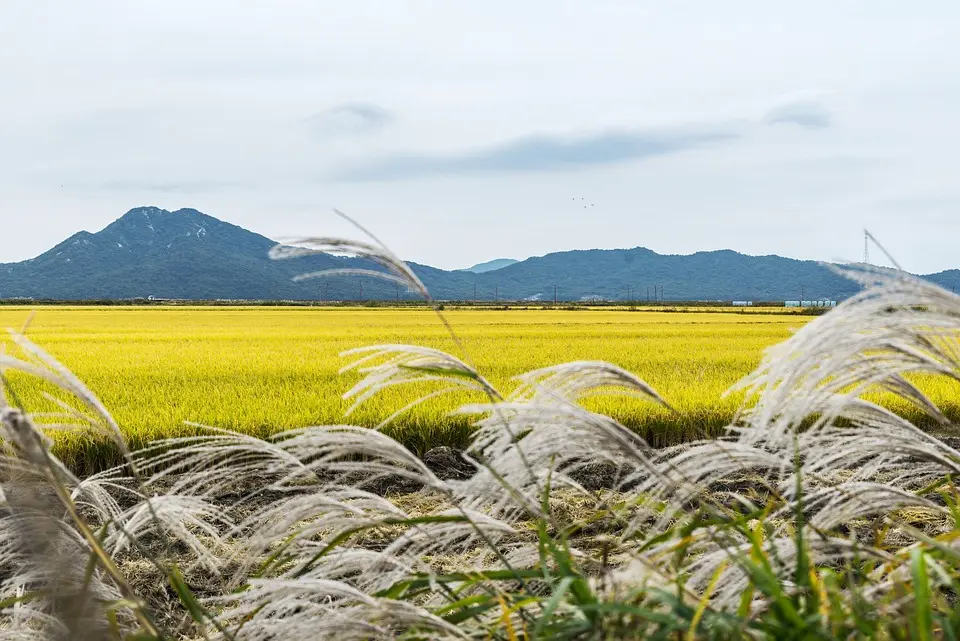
[
  {"left": 121, "top": 205, "right": 169, "bottom": 219},
  {"left": 118, "top": 206, "right": 211, "bottom": 223},
  {"left": 0, "top": 207, "right": 378, "bottom": 300},
  {"left": 109, "top": 206, "right": 219, "bottom": 234}
]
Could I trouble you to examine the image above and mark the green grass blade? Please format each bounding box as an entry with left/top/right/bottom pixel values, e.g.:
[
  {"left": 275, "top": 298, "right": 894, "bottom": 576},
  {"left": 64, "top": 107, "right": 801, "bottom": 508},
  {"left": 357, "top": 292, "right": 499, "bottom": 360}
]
[
  {"left": 911, "top": 549, "right": 933, "bottom": 641},
  {"left": 533, "top": 576, "right": 575, "bottom": 637}
]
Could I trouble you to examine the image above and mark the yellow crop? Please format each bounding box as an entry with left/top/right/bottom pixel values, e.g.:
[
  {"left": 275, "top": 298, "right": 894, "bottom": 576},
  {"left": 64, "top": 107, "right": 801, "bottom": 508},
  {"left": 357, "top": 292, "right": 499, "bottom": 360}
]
[
  {"left": 4, "top": 305, "right": 955, "bottom": 472},
  {"left": 0, "top": 305, "right": 804, "bottom": 468}
]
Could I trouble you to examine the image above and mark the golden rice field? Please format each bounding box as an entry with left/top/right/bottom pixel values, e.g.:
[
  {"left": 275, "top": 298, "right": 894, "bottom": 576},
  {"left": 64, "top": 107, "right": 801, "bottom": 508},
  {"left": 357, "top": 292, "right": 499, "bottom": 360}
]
[{"left": 1, "top": 305, "right": 957, "bottom": 472}]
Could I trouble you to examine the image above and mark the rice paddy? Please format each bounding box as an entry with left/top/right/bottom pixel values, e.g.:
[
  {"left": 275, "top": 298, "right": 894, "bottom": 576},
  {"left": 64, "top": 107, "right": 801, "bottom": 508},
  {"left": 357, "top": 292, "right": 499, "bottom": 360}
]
[{"left": 2, "top": 305, "right": 958, "bottom": 472}]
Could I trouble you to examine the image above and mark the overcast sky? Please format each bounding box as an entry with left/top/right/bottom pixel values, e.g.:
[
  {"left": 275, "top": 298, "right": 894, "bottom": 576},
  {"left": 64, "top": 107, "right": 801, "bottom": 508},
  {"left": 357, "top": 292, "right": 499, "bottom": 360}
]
[{"left": 2, "top": 2, "right": 959, "bottom": 273}]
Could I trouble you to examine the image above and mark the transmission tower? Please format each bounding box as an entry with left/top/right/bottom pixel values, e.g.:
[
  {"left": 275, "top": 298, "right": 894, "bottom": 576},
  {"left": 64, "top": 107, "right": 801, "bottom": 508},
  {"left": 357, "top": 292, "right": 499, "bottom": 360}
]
[{"left": 863, "top": 230, "right": 870, "bottom": 265}]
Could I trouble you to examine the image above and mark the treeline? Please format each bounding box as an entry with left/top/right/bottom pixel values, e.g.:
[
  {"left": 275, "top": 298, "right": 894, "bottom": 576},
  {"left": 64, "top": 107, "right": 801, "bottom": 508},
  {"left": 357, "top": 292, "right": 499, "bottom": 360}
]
[{"left": 0, "top": 297, "right": 833, "bottom": 315}]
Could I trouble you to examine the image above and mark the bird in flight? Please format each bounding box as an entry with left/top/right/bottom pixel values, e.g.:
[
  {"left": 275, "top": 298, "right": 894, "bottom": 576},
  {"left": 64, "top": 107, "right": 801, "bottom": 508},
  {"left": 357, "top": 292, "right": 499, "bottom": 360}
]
[{"left": 573, "top": 197, "right": 596, "bottom": 208}]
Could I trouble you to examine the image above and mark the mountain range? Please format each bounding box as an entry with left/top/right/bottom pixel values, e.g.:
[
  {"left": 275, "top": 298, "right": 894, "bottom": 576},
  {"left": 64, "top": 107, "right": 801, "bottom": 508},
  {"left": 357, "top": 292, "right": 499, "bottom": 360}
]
[{"left": 2, "top": 206, "right": 958, "bottom": 302}]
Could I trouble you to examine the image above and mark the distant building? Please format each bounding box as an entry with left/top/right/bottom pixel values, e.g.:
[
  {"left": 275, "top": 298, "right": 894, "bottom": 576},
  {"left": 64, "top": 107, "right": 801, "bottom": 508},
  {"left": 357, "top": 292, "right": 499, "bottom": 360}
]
[
  {"left": 732, "top": 301, "right": 753, "bottom": 307},
  {"left": 785, "top": 300, "right": 837, "bottom": 308}
]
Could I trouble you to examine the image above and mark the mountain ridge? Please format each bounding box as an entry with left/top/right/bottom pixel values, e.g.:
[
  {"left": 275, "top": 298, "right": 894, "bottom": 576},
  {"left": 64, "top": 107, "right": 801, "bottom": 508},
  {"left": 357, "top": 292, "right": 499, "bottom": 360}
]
[
  {"left": 462, "top": 258, "right": 519, "bottom": 274},
  {"left": 2, "top": 207, "right": 958, "bottom": 301}
]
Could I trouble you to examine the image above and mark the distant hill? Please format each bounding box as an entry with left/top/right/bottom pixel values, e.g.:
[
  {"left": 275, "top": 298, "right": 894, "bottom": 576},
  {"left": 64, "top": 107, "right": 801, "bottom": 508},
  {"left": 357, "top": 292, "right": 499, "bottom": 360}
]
[
  {"left": 463, "top": 258, "right": 519, "bottom": 274},
  {"left": 0, "top": 207, "right": 401, "bottom": 301},
  {"left": 2, "top": 207, "right": 959, "bottom": 301}
]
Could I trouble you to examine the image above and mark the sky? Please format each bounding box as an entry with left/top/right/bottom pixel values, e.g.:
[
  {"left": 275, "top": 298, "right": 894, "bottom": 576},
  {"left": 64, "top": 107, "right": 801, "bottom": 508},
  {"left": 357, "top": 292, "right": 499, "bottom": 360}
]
[{"left": 1, "top": 1, "right": 959, "bottom": 273}]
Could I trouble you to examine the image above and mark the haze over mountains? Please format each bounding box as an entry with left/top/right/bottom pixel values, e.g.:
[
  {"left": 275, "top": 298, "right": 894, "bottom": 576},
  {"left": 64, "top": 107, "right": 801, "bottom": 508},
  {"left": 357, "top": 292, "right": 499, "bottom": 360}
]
[{"left": 2, "top": 207, "right": 958, "bottom": 302}]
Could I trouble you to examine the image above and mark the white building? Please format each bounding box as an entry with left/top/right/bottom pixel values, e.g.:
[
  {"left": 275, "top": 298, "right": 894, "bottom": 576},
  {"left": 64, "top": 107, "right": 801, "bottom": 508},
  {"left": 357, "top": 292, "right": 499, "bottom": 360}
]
[{"left": 785, "top": 300, "right": 837, "bottom": 308}]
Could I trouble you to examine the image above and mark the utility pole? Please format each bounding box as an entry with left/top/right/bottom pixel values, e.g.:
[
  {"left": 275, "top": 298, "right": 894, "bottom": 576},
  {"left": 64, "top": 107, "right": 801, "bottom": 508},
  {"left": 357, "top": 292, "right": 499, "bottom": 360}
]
[
  {"left": 801, "top": 285, "right": 804, "bottom": 306},
  {"left": 473, "top": 282, "right": 477, "bottom": 302},
  {"left": 554, "top": 284, "right": 557, "bottom": 305},
  {"left": 495, "top": 285, "right": 499, "bottom": 303},
  {"left": 359, "top": 280, "right": 363, "bottom": 301},
  {"left": 647, "top": 286, "right": 650, "bottom": 303},
  {"left": 396, "top": 284, "right": 400, "bottom": 302}
]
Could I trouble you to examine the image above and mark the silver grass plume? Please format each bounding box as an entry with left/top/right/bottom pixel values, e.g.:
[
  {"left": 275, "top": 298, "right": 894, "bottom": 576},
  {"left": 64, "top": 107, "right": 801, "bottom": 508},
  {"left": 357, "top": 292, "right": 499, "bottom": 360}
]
[
  {"left": 0, "top": 408, "right": 120, "bottom": 641},
  {"left": 268, "top": 209, "right": 429, "bottom": 301},
  {"left": 734, "top": 265, "right": 960, "bottom": 450},
  {"left": 339, "top": 344, "right": 501, "bottom": 427}
]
